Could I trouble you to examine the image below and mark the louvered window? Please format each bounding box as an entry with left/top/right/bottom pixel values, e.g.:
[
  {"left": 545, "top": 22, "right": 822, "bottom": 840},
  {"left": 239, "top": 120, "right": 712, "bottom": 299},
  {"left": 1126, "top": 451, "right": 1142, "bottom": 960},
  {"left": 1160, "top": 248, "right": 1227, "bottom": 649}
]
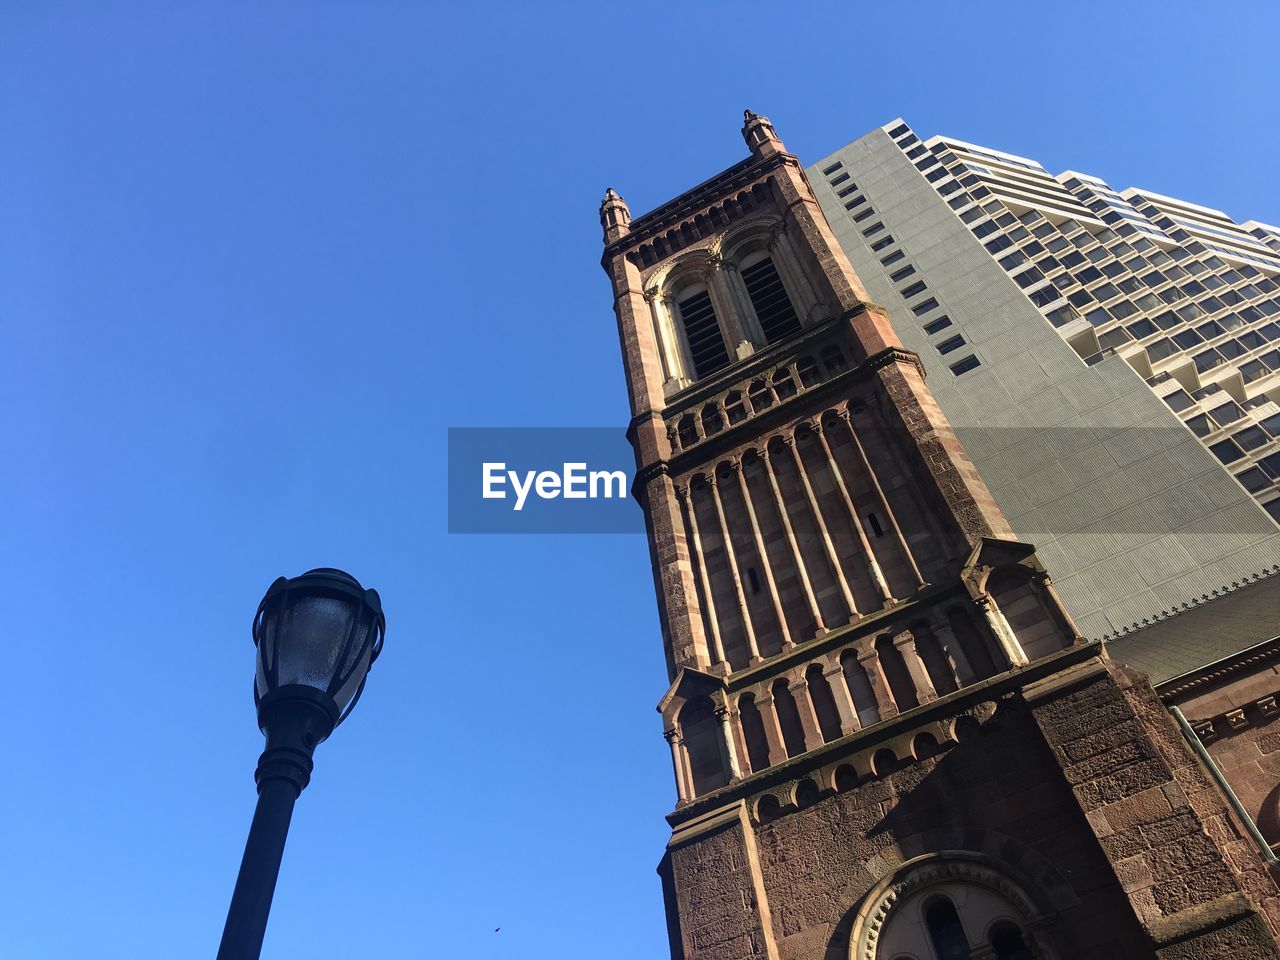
[
  {"left": 741, "top": 257, "right": 801, "bottom": 344},
  {"left": 677, "top": 290, "right": 730, "bottom": 379}
]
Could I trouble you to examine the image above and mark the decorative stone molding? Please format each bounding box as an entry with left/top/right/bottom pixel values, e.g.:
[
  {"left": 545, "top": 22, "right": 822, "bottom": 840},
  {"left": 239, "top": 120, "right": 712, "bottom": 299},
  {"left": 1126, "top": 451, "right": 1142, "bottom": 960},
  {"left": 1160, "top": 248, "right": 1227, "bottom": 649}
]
[
  {"left": 1184, "top": 690, "right": 1280, "bottom": 743},
  {"left": 849, "top": 851, "right": 1050, "bottom": 960},
  {"left": 1099, "top": 565, "right": 1280, "bottom": 644}
]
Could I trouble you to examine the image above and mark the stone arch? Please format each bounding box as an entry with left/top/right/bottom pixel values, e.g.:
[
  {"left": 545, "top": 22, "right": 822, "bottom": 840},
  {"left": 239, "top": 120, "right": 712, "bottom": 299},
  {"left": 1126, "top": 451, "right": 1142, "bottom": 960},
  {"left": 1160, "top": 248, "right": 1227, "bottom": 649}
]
[
  {"left": 986, "top": 567, "right": 1065, "bottom": 663},
  {"left": 737, "top": 692, "right": 772, "bottom": 775},
  {"left": 806, "top": 662, "right": 845, "bottom": 743},
  {"left": 875, "top": 634, "right": 919, "bottom": 711},
  {"left": 872, "top": 748, "right": 899, "bottom": 778},
  {"left": 848, "top": 851, "right": 1060, "bottom": 960},
  {"left": 677, "top": 695, "right": 727, "bottom": 798},
  {"left": 794, "top": 777, "right": 821, "bottom": 809},
  {"left": 772, "top": 678, "right": 808, "bottom": 758},
  {"left": 710, "top": 213, "right": 782, "bottom": 259},
  {"left": 841, "top": 648, "right": 881, "bottom": 728}
]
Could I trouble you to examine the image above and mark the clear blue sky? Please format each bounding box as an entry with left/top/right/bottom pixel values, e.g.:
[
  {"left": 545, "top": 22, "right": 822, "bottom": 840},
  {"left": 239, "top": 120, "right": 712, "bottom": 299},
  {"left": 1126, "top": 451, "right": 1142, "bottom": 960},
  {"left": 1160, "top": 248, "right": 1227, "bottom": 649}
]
[{"left": 1, "top": 3, "right": 1276, "bottom": 958}]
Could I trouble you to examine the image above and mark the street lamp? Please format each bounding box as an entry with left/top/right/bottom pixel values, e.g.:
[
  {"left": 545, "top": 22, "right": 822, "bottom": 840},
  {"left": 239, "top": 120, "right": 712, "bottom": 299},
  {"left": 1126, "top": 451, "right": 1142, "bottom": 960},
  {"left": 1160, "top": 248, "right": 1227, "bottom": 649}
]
[{"left": 217, "top": 568, "right": 385, "bottom": 960}]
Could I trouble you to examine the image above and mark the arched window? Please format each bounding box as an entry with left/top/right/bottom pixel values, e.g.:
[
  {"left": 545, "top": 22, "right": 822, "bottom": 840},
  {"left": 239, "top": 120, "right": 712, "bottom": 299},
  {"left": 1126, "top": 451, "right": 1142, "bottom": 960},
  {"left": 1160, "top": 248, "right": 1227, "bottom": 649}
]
[
  {"left": 988, "top": 569, "right": 1065, "bottom": 662},
  {"left": 854, "top": 854, "right": 1053, "bottom": 960},
  {"left": 840, "top": 650, "right": 881, "bottom": 728},
  {"left": 796, "top": 355, "right": 822, "bottom": 389},
  {"left": 771, "top": 366, "right": 797, "bottom": 400},
  {"left": 805, "top": 663, "right": 843, "bottom": 743},
  {"left": 820, "top": 344, "right": 848, "bottom": 374},
  {"left": 676, "top": 414, "right": 698, "bottom": 449},
  {"left": 913, "top": 626, "right": 959, "bottom": 695},
  {"left": 740, "top": 254, "right": 802, "bottom": 343},
  {"left": 737, "top": 694, "right": 772, "bottom": 774},
  {"left": 748, "top": 378, "right": 773, "bottom": 412},
  {"left": 676, "top": 286, "right": 730, "bottom": 379},
  {"left": 724, "top": 390, "right": 748, "bottom": 425},
  {"left": 925, "top": 897, "right": 971, "bottom": 960},
  {"left": 990, "top": 922, "right": 1035, "bottom": 960},
  {"left": 679, "top": 697, "right": 727, "bottom": 797},
  {"left": 771, "top": 679, "right": 807, "bottom": 758},
  {"left": 700, "top": 403, "right": 724, "bottom": 437},
  {"left": 875, "top": 634, "right": 919, "bottom": 711}
]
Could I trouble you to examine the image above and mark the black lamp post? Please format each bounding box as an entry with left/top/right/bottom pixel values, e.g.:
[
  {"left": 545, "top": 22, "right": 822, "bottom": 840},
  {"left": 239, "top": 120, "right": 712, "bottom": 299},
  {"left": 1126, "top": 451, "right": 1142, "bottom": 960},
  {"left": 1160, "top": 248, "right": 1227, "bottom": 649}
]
[{"left": 217, "top": 568, "right": 385, "bottom": 960}]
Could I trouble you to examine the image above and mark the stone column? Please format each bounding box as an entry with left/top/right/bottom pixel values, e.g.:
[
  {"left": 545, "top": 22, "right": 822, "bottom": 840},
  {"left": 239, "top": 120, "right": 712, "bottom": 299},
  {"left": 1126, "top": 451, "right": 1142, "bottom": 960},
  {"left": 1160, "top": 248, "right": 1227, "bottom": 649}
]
[
  {"left": 647, "top": 289, "right": 693, "bottom": 389},
  {"left": 664, "top": 729, "right": 690, "bottom": 804},
  {"left": 754, "top": 694, "right": 790, "bottom": 765},
  {"left": 822, "top": 659, "right": 860, "bottom": 736},
  {"left": 709, "top": 256, "right": 758, "bottom": 360},
  {"left": 768, "top": 227, "right": 822, "bottom": 323},
  {"left": 677, "top": 485, "right": 726, "bottom": 666},
  {"left": 788, "top": 677, "right": 825, "bottom": 751},
  {"left": 978, "top": 595, "right": 1028, "bottom": 668},
  {"left": 932, "top": 619, "right": 977, "bottom": 685},
  {"left": 840, "top": 408, "right": 926, "bottom": 589},
  {"left": 709, "top": 474, "right": 762, "bottom": 664},
  {"left": 786, "top": 435, "right": 859, "bottom": 621},
  {"left": 715, "top": 705, "right": 743, "bottom": 781},
  {"left": 893, "top": 628, "right": 938, "bottom": 704},
  {"left": 856, "top": 642, "right": 899, "bottom": 720},
  {"left": 761, "top": 446, "right": 826, "bottom": 634},
  {"left": 733, "top": 459, "right": 793, "bottom": 651},
  {"left": 813, "top": 419, "right": 894, "bottom": 607}
]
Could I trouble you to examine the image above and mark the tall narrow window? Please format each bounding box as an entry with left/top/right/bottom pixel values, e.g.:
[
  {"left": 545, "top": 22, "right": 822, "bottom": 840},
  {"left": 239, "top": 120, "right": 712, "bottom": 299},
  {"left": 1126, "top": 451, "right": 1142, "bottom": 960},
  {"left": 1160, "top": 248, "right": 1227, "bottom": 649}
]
[
  {"left": 925, "top": 898, "right": 970, "bottom": 960},
  {"left": 679, "top": 697, "right": 727, "bottom": 797},
  {"left": 677, "top": 289, "right": 730, "bottom": 379},
  {"left": 741, "top": 257, "right": 802, "bottom": 344}
]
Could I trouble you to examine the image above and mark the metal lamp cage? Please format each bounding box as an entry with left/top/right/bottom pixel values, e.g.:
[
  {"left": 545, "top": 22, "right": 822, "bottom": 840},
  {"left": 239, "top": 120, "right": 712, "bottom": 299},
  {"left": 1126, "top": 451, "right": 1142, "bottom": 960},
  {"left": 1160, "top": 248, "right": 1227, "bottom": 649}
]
[{"left": 252, "top": 567, "right": 386, "bottom": 727}]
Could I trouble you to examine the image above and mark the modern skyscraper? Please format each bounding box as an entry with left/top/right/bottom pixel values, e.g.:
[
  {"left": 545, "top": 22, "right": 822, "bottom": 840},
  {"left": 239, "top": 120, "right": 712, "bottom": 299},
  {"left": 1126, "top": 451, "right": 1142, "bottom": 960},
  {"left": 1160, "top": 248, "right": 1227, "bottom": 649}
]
[
  {"left": 808, "top": 120, "right": 1280, "bottom": 640},
  {"left": 600, "top": 112, "right": 1280, "bottom": 960}
]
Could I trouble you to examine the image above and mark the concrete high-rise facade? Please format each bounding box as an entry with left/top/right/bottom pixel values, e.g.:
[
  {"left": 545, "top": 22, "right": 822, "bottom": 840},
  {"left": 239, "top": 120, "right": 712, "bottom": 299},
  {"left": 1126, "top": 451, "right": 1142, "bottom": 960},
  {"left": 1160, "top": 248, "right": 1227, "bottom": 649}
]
[
  {"left": 808, "top": 121, "right": 1280, "bottom": 640},
  {"left": 600, "top": 112, "right": 1280, "bottom": 960}
]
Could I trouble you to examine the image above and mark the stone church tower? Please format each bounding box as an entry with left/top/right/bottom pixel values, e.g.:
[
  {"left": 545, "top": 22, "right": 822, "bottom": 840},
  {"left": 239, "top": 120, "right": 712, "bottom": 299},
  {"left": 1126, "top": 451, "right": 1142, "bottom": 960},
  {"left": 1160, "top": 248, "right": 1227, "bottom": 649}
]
[{"left": 600, "top": 113, "right": 1280, "bottom": 959}]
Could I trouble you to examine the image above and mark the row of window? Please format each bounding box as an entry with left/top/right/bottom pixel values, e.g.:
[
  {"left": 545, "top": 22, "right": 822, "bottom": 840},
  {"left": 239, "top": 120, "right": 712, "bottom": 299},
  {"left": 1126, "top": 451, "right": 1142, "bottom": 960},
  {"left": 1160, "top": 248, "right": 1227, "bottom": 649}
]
[
  {"left": 898, "top": 128, "right": 1280, "bottom": 512},
  {"left": 823, "top": 153, "right": 981, "bottom": 379}
]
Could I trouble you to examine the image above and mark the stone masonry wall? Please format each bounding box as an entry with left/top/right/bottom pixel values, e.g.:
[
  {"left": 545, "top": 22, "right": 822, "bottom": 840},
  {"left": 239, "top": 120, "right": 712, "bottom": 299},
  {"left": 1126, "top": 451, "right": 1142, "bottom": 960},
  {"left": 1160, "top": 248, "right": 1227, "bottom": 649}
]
[{"left": 1028, "top": 659, "right": 1280, "bottom": 957}]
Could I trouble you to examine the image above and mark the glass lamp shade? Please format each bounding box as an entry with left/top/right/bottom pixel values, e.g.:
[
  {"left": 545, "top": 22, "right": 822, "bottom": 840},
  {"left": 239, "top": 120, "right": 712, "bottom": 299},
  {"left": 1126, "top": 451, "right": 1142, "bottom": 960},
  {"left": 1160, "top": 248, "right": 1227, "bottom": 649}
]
[{"left": 253, "top": 568, "right": 385, "bottom": 725}]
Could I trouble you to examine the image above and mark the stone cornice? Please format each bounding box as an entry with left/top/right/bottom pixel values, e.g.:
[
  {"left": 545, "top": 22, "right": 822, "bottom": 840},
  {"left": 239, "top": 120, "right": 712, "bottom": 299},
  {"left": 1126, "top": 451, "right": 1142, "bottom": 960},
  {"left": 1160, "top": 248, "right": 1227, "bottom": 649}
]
[
  {"left": 1156, "top": 635, "right": 1280, "bottom": 702},
  {"left": 602, "top": 152, "right": 803, "bottom": 260}
]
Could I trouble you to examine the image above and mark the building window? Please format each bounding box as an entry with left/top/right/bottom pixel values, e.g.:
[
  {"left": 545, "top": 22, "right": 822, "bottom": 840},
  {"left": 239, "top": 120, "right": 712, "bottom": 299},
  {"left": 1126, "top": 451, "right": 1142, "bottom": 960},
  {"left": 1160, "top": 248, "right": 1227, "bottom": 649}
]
[
  {"left": 937, "top": 334, "right": 966, "bottom": 354},
  {"left": 677, "top": 289, "right": 730, "bottom": 379},
  {"left": 924, "top": 315, "right": 953, "bottom": 335},
  {"left": 950, "top": 354, "right": 981, "bottom": 375},
  {"left": 870, "top": 235, "right": 895, "bottom": 252},
  {"left": 911, "top": 297, "right": 940, "bottom": 316},
  {"left": 925, "top": 897, "right": 970, "bottom": 960},
  {"left": 740, "top": 256, "right": 802, "bottom": 344},
  {"left": 901, "top": 280, "right": 928, "bottom": 299}
]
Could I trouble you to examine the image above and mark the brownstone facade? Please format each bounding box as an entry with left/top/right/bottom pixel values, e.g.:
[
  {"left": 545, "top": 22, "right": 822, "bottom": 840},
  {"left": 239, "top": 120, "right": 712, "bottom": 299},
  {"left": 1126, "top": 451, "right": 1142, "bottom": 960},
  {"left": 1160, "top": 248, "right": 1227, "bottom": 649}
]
[{"left": 600, "top": 113, "right": 1280, "bottom": 959}]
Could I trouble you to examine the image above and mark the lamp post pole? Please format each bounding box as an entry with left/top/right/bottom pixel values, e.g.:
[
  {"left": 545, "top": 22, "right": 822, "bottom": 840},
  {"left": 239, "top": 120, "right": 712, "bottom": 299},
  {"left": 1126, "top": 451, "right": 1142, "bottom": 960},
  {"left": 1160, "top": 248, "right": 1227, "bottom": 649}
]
[
  {"left": 216, "top": 569, "right": 384, "bottom": 960},
  {"left": 217, "top": 687, "right": 336, "bottom": 959}
]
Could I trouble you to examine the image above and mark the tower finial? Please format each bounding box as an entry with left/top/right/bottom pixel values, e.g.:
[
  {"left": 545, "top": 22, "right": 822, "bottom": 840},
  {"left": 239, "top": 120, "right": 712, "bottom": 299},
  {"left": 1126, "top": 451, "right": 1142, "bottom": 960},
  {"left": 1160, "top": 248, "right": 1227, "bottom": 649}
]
[
  {"left": 742, "top": 109, "right": 784, "bottom": 158},
  {"left": 600, "top": 188, "right": 631, "bottom": 244}
]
